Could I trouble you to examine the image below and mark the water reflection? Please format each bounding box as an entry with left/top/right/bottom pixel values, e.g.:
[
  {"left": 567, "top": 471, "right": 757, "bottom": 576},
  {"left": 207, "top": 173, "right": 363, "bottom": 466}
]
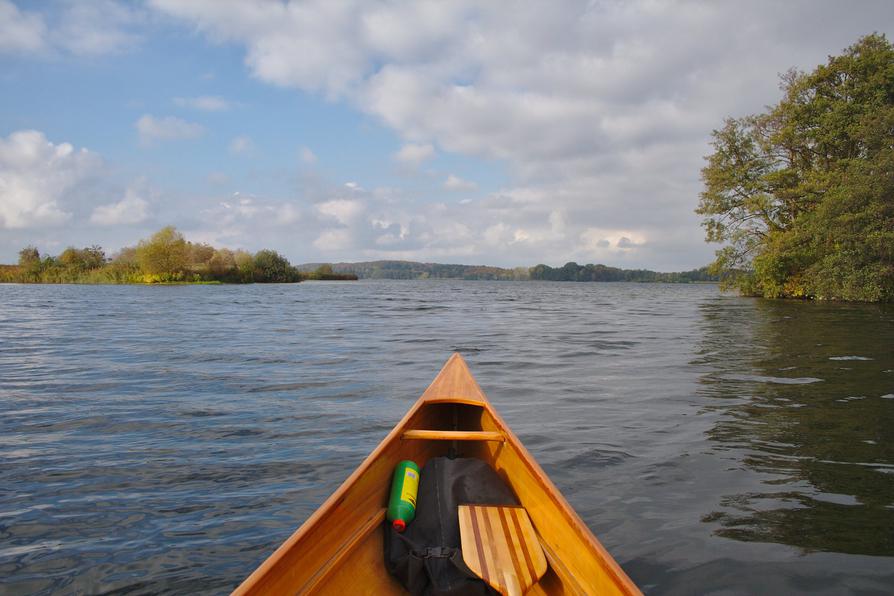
[
  {"left": 4, "top": 283, "right": 894, "bottom": 593},
  {"left": 698, "top": 298, "right": 894, "bottom": 555}
]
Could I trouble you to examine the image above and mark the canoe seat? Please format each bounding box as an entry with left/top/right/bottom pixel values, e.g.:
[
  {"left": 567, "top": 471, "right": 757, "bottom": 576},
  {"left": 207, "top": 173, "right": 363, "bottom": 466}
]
[{"left": 401, "top": 430, "right": 505, "bottom": 442}]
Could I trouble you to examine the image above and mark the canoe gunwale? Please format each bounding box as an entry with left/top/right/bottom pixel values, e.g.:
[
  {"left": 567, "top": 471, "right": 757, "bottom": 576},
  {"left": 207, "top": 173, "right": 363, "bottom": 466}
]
[
  {"left": 232, "top": 353, "right": 641, "bottom": 596},
  {"left": 296, "top": 508, "right": 386, "bottom": 594},
  {"left": 231, "top": 383, "right": 429, "bottom": 595},
  {"left": 485, "top": 400, "right": 640, "bottom": 594}
]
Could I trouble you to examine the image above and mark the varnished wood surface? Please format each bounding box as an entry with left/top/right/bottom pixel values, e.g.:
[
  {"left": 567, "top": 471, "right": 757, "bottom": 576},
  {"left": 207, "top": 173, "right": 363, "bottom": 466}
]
[
  {"left": 459, "top": 505, "right": 547, "bottom": 595},
  {"left": 401, "top": 429, "right": 505, "bottom": 441},
  {"left": 296, "top": 509, "right": 386, "bottom": 594},
  {"left": 233, "top": 353, "right": 641, "bottom": 596}
]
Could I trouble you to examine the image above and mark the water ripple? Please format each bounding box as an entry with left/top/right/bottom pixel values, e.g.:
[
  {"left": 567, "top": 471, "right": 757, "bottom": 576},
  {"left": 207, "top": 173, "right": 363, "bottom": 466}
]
[{"left": 1, "top": 282, "right": 892, "bottom": 594}]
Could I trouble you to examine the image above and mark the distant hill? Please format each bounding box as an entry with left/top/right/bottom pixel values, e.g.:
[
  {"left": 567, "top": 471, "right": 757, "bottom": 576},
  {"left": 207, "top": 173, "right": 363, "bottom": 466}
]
[
  {"left": 297, "top": 260, "right": 717, "bottom": 283},
  {"left": 297, "top": 260, "right": 528, "bottom": 280}
]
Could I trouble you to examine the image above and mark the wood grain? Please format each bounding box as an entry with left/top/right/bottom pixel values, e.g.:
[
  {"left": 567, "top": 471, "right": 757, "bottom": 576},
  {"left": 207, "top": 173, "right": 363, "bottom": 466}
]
[
  {"left": 459, "top": 505, "right": 546, "bottom": 595},
  {"left": 401, "top": 429, "right": 504, "bottom": 441},
  {"left": 232, "top": 353, "right": 641, "bottom": 596}
]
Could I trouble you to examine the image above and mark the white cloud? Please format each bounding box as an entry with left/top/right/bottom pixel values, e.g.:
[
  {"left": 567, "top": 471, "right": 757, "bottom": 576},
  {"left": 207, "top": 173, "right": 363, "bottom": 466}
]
[
  {"left": 172, "top": 171, "right": 696, "bottom": 268},
  {"left": 161, "top": 192, "right": 307, "bottom": 257},
  {"left": 228, "top": 135, "right": 253, "bottom": 154},
  {"left": 54, "top": 0, "right": 143, "bottom": 55},
  {"left": 171, "top": 175, "right": 659, "bottom": 267},
  {"left": 174, "top": 95, "right": 233, "bottom": 111},
  {"left": 313, "top": 228, "right": 353, "bottom": 251},
  {"left": 144, "top": 1, "right": 894, "bottom": 268},
  {"left": 149, "top": 0, "right": 372, "bottom": 98},
  {"left": 317, "top": 199, "right": 365, "bottom": 225},
  {"left": 0, "top": 0, "right": 144, "bottom": 56},
  {"left": 579, "top": 228, "right": 646, "bottom": 254},
  {"left": 136, "top": 114, "right": 204, "bottom": 145},
  {"left": 0, "top": 130, "right": 101, "bottom": 229},
  {"left": 483, "top": 222, "right": 511, "bottom": 246},
  {"left": 276, "top": 203, "right": 301, "bottom": 224},
  {"left": 206, "top": 194, "right": 301, "bottom": 226},
  {"left": 90, "top": 187, "right": 149, "bottom": 226},
  {"left": 444, "top": 174, "right": 477, "bottom": 191},
  {"left": 0, "top": 0, "right": 46, "bottom": 53},
  {"left": 393, "top": 142, "right": 435, "bottom": 167},
  {"left": 222, "top": 194, "right": 259, "bottom": 217},
  {"left": 299, "top": 146, "right": 318, "bottom": 165}
]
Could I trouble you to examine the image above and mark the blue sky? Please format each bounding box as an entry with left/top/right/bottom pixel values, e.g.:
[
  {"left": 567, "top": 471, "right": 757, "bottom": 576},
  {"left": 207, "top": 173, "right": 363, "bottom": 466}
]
[{"left": 1, "top": 1, "right": 892, "bottom": 270}]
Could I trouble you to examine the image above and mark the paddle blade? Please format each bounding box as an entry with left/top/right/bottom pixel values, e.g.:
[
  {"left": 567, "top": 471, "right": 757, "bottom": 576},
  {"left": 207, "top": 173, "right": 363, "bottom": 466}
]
[{"left": 458, "top": 505, "right": 547, "bottom": 595}]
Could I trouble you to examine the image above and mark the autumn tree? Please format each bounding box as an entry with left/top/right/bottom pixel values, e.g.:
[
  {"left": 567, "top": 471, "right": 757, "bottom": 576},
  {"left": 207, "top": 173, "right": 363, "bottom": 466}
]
[
  {"left": 135, "top": 226, "right": 189, "bottom": 280},
  {"left": 6, "top": 228, "right": 305, "bottom": 284},
  {"left": 697, "top": 34, "right": 894, "bottom": 301},
  {"left": 208, "top": 248, "right": 236, "bottom": 277},
  {"left": 59, "top": 246, "right": 105, "bottom": 271},
  {"left": 18, "top": 246, "right": 40, "bottom": 267},
  {"left": 189, "top": 242, "right": 215, "bottom": 267}
]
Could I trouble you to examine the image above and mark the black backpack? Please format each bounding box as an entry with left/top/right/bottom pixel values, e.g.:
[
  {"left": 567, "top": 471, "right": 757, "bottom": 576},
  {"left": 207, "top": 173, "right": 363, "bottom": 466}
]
[{"left": 384, "top": 457, "right": 519, "bottom": 595}]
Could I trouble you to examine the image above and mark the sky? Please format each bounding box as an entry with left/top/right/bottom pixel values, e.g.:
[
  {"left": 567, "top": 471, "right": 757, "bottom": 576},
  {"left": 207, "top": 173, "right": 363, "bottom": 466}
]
[{"left": 1, "top": 1, "right": 892, "bottom": 270}]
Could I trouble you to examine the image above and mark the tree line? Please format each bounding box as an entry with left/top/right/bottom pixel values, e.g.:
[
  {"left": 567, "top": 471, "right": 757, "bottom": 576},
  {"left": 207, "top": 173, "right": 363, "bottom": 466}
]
[
  {"left": 299, "top": 260, "right": 718, "bottom": 282},
  {"left": 0, "top": 227, "right": 356, "bottom": 284},
  {"left": 528, "top": 262, "right": 716, "bottom": 283},
  {"left": 302, "top": 260, "right": 531, "bottom": 280}
]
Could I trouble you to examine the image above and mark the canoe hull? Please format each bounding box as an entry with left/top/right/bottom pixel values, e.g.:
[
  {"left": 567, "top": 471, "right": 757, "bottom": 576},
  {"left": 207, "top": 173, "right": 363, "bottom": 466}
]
[{"left": 234, "top": 354, "right": 640, "bottom": 595}]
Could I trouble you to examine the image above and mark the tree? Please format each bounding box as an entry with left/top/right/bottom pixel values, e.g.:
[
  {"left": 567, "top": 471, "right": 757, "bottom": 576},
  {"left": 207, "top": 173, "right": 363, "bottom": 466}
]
[
  {"left": 113, "top": 246, "right": 138, "bottom": 265},
  {"left": 208, "top": 248, "right": 236, "bottom": 277},
  {"left": 83, "top": 245, "right": 106, "bottom": 269},
  {"left": 234, "top": 250, "right": 254, "bottom": 282},
  {"left": 18, "top": 246, "right": 39, "bottom": 267},
  {"left": 189, "top": 242, "right": 215, "bottom": 267},
  {"left": 135, "top": 226, "right": 189, "bottom": 280},
  {"left": 312, "top": 264, "right": 334, "bottom": 279},
  {"left": 697, "top": 34, "right": 894, "bottom": 301},
  {"left": 59, "top": 246, "right": 105, "bottom": 271},
  {"left": 252, "top": 249, "right": 299, "bottom": 283}
]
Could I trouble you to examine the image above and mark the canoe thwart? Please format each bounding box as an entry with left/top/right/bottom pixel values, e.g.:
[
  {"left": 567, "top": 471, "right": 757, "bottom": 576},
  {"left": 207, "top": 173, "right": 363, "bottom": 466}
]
[{"left": 401, "top": 430, "right": 505, "bottom": 442}]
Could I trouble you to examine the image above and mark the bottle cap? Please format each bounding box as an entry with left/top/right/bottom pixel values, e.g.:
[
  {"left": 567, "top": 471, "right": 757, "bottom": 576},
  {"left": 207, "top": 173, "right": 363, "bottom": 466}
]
[{"left": 392, "top": 519, "right": 406, "bottom": 532}]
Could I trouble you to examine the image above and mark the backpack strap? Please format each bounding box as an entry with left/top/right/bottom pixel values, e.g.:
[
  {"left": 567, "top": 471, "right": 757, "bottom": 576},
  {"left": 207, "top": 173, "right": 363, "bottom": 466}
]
[{"left": 448, "top": 548, "right": 481, "bottom": 579}]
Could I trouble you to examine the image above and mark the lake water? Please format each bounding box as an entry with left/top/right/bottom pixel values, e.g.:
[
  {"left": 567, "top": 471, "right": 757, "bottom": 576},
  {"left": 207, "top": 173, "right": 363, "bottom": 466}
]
[{"left": 1, "top": 281, "right": 892, "bottom": 595}]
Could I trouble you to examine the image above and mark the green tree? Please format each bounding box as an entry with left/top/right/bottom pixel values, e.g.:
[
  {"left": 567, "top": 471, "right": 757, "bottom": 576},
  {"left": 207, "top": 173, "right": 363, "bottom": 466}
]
[
  {"left": 234, "top": 250, "right": 254, "bottom": 282},
  {"left": 18, "top": 246, "right": 39, "bottom": 267},
  {"left": 83, "top": 245, "right": 106, "bottom": 269},
  {"left": 312, "top": 264, "right": 334, "bottom": 279},
  {"left": 15, "top": 246, "right": 43, "bottom": 281},
  {"left": 59, "top": 246, "right": 105, "bottom": 271},
  {"left": 252, "top": 249, "right": 299, "bottom": 283},
  {"left": 135, "top": 226, "right": 189, "bottom": 280},
  {"left": 697, "top": 34, "right": 894, "bottom": 301},
  {"left": 59, "top": 248, "right": 85, "bottom": 270}
]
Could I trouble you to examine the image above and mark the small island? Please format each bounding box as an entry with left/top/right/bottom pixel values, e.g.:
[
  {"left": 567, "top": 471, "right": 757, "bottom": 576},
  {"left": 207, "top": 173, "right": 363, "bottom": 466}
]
[{"left": 0, "top": 226, "right": 357, "bottom": 284}]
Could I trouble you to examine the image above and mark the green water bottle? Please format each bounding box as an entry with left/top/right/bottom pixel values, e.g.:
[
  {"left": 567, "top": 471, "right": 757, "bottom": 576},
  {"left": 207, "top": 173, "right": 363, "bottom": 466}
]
[{"left": 387, "top": 460, "right": 420, "bottom": 532}]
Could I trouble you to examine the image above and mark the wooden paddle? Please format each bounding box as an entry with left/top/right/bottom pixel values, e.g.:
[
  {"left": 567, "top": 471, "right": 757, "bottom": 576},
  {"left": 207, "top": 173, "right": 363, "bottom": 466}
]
[{"left": 458, "top": 505, "right": 547, "bottom": 596}]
